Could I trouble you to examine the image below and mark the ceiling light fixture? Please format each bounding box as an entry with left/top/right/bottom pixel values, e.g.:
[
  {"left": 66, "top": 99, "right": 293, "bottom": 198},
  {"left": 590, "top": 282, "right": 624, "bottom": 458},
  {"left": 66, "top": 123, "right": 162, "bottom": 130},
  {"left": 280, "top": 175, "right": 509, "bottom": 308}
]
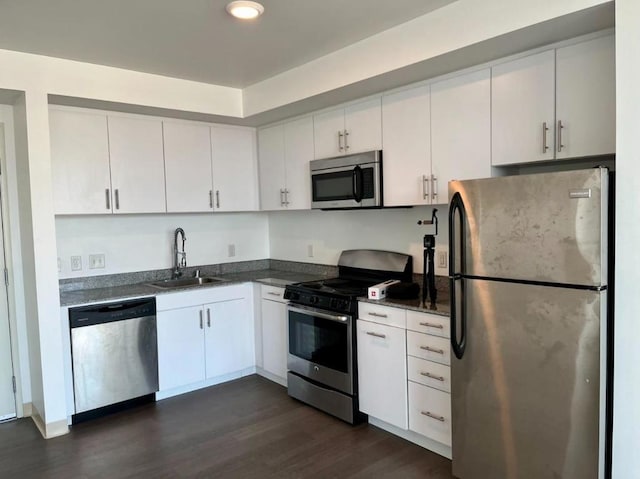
[{"left": 226, "top": 1, "right": 264, "bottom": 20}]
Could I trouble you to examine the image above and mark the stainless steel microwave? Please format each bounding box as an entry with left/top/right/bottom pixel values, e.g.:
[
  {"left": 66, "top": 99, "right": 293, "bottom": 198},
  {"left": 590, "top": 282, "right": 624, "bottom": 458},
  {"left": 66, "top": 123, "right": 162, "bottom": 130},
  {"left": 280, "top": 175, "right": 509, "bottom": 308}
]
[{"left": 310, "top": 151, "right": 382, "bottom": 209}]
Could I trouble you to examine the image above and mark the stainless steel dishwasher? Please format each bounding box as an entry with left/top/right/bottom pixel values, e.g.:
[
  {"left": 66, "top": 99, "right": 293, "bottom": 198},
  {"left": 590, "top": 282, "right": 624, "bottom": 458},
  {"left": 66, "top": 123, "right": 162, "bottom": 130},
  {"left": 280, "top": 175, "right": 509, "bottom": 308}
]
[{"left": 69, "top": 297, "right": 158, "bottom": 422}]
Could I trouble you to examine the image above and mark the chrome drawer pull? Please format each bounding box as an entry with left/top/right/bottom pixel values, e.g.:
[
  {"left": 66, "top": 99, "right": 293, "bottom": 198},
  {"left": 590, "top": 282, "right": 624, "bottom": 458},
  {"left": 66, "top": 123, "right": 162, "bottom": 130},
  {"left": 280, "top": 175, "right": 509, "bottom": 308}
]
[
  {"left": 419, "top": 321, "right": 443, "bottom": 329},
  {"left": 421, "top": 411, "right": 445, "bottom": 422},
  {"left": 199, "top": 310, "right": 203, "bottom": 329},
  {"left": 368, "top": 312, "right": 388, "bottom": 318},
  {"left": 420, "top": 371, "right": 445, "bottom": 382},
  {"left": 420, "top": 345, "right": 445, "bottom": 355},
  {"left": 366, "top": 331, "right": 386, "bottom": 339},
  {"left": 267, "top": 292, "right": 281, "bottom": 297}
]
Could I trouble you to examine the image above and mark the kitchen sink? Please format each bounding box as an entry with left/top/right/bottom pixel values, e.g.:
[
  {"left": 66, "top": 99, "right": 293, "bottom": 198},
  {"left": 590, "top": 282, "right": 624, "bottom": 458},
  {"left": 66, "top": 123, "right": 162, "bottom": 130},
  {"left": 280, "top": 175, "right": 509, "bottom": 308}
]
[{"left": 147, "top": 277, "right": 227, "bottom": 289}]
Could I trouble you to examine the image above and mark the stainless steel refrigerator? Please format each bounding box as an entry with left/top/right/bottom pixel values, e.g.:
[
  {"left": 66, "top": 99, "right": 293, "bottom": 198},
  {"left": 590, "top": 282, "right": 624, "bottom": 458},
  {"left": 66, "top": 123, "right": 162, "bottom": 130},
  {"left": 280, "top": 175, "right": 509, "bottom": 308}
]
[{"left": 448, "top": 167, "right": 612, "bottom": 479}]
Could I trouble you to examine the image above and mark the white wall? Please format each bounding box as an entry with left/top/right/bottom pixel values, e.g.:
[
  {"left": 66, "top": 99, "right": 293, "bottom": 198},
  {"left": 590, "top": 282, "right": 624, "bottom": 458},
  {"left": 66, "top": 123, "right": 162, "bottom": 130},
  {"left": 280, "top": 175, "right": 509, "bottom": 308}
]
[
  {"left": 243, "top": 0, "right": 611, "bottom": 115},
  {"left": 268, "top": 205, "right": 449, "bottom": 276},
  {"left": 56, "top": 213, "right": 269, "bottom": 279},
  {"left": 612, "top": 0, "right": 640, "bottom": 476}
]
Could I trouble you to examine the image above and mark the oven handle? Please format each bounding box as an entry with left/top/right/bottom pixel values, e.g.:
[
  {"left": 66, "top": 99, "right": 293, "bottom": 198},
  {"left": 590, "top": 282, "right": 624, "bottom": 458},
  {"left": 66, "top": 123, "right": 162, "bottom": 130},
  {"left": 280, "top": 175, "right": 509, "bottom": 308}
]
[{"left": 287, "top": 304, "right": 350, "bottom": 323}]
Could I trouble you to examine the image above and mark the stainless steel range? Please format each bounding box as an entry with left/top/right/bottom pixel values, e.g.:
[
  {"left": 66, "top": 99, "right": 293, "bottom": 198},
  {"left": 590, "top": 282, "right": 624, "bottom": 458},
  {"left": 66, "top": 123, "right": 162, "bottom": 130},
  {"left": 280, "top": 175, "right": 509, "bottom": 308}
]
[{"left": 284, "top": 249, "right": 413, "bottom": 424}]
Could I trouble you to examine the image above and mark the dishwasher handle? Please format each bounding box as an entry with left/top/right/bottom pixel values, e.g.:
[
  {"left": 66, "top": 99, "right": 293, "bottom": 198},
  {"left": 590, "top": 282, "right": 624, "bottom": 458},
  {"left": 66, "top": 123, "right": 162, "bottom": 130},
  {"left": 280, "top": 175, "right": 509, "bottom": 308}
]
[{"left": 70, "top": 297, "right": 156, "bottom": 328}]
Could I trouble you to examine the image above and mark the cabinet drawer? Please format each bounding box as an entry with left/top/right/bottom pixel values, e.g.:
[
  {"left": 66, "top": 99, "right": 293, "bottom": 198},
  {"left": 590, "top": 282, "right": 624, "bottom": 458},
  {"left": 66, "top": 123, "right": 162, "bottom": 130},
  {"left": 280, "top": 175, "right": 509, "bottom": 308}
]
[
  {"left": 358, "top": 302, "right": 406, "bottom": 329},
  {"left": 261, "top": 285, "right": 286, "bottom": 302},
  {"left": 407, "top": 331, "right": 450, "bottom": 365},
  {"left": 406, "top": 310, "right": 449, "bottom": 338},
  {"left": 407, "top": 356, "right": 451, "bottom": 393},
  {"left": 408, "top": 381, "right": 451, "bottom": 446}
]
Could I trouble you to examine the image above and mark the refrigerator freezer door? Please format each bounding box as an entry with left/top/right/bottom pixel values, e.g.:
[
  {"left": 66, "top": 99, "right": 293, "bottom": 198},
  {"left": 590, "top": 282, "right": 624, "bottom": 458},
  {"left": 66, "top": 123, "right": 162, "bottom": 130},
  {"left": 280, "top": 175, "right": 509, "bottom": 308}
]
[
  {"left": 451, "top": 279, "right": 604, "bottom": 479},
  {"left": 449, "top": 168, "right": 608, "bottom": 287}
]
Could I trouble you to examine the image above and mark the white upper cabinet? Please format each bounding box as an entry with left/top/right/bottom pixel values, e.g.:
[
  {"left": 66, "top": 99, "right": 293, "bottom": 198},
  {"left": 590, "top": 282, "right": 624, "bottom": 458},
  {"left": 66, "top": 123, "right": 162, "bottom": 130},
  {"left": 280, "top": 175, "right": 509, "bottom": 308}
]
[
  {"left": 163, "top": 121, "right": 213, "bottom": 213},
  {"left": 108, "top": 115, "right": 167, "bottom": 213},
  {"left": 257, "top": 116, "right": 313, "bottom": 211},
  {"left": 431, "top": 68, "right": 491, "bottom": 201},
  {"left": 382, "top": 85, "right": 431, "bottom": 207},
  {"left": 313, "top": 97, "right": 382, "bottom": 159},
  {"left": 50, "top": 108, "right": 112, "bottom": 215},
  {"left": 211, "top": 126, "right": 259, "bottom": 212},
  {"left": 492, "top": 34, "right": 615, "bottom": 166},
  {"left": 283, "top": 116, "right": 313, "bottom": 210},
  {"left": 555, "top": 35, "right": 615, "bottom": 159},
  {"left": 491, "top": 50, "right": 556, "bottom": 166}
]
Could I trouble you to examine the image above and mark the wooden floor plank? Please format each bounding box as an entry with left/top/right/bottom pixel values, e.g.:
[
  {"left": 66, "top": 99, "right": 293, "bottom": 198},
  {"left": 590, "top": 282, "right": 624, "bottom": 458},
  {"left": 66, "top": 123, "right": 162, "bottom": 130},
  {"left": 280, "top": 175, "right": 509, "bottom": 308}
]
[{"left": 0, "top": 375, "right": 453, "bottom": 478}]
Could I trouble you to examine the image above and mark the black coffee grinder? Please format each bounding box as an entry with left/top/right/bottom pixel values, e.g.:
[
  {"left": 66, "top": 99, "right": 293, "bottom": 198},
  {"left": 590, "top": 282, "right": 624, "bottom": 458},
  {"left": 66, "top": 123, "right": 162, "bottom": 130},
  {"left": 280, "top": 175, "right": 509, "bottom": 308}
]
[{"left": 418, "top": 209, "right": 438, "bottom": 309}]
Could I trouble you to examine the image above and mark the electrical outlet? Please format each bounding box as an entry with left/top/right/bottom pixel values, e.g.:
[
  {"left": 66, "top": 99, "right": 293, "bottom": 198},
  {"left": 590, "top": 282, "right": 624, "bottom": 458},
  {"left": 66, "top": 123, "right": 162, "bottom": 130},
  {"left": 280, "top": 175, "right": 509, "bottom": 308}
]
[
  {"left": 89, "top": 254, "right": 105, "bottom": 269},
  {"left": 228, "top": 244, "right": 236, "bottom": 257},
  {"left": 437, "top": 250, "right": 448, "bottom": 269},
  {"left": 70, "top": 255, "right": 82, "bottom": 271},
  {"left": 307, "top": 244, "right": 314, "bottom": 258}
]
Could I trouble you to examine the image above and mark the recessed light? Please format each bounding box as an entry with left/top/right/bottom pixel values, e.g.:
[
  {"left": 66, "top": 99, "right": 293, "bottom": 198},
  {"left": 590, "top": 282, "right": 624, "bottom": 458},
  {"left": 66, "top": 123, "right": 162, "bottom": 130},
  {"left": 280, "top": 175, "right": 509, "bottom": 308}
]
[{"left": 226, "top": 1, "right": 264, "bottom": 20}]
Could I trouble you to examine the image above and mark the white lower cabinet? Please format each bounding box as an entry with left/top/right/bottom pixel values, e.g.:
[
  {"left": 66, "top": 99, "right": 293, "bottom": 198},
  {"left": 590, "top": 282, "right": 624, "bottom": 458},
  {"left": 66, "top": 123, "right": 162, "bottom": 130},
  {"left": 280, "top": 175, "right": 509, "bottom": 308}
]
[
  {"left": 156, "top": 285, "right": 253, "bottom": 393},
  {"left": 357, "top": 318, "right": 408, "bottom": 429},
  {"left": 358, "top": 302, "right": 452, "bottom": 455},
  {"left": 260, "top": 285, "right": 288, "bottom": 382}
]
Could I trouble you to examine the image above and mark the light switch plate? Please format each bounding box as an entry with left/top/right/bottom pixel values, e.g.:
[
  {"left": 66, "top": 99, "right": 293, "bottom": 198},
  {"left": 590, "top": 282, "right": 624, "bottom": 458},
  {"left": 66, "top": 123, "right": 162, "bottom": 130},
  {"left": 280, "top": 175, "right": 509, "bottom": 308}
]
[
  {"left": 228, "top": 244, "right": 236, "bottom": 257},
  {"left": 89, "top": 254, "right": 105, "bottom": 269}
]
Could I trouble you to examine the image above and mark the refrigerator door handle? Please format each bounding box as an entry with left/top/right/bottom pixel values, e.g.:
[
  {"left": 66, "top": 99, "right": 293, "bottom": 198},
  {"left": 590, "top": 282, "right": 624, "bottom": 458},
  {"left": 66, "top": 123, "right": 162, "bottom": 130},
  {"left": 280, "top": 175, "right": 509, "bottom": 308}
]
[{"left": 449, "top": 191, "right": 467, "bottom": 360}]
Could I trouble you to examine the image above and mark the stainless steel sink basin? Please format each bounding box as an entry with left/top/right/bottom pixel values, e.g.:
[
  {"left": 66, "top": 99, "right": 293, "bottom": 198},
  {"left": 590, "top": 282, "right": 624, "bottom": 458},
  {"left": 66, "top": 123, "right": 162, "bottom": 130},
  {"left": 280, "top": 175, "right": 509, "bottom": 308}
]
[{"left": 147, "top": 277, "right": 227, "bottom": 289}]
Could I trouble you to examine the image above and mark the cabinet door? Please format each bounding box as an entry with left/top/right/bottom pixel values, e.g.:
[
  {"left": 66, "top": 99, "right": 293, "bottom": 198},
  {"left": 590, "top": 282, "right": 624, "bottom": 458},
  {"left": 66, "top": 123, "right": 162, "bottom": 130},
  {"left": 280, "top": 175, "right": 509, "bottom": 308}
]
[
  {"left": 356, "top": 319, "right": 408, "bottom": 429},
  {"left": 283, "top": 116, "right": 313, "bottom": 210},
  {"left": 49, "top": 109, "right": 112, "bottom": 215},
  {"left": 556, "top": 35, "right": 615, "bottom": 159},
  {"left": 382, "top": 85, "right": 431, "bottom": 206},
  {"left": 431, "top": 69, "right": 491, "bottom": 202},
  {"left": 313, "top": 107, "right": 345, "bottom": 159},
  {"left": 157, "top": 306, "right": 205, "bottom": 391},
  {"left": 211, "top": 126, "right": 259, "bottom": 212},
  {"left": 344, "top": 97, "right": 382, "bottom": 155},
  {"left": 163, "top": 121, "right": 213, "bottom": 213},
  {"left": 204, "top": 298, "right": 254, "bottom": 378},
  {"left": 261, "top": 298, "right": 288, "bottom": 379},
  {"left": 258, "top": 124, "right": 286, "bottom": 211},
  {"left": 108, "top": 115, "right": 166, "bottom": 213},
  {"left": 491, "top": 50, "right": 555, "bottom": 165}
]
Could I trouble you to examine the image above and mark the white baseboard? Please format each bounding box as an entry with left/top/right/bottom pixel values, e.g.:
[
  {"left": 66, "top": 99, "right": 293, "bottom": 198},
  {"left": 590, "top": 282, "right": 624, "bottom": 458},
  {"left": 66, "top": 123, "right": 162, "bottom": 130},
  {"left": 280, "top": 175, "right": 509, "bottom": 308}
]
[
  {"left": 22, "top": 402, "right": 32, "bottom": 417},
  {"left": 255, "top": 367, "right": 287, "bottom": 387},
  {"left": 156, "top": 367, "right": 256, "bottom": 401},
  {"left": 31, "top": 405, "right": 69, "bottom": 439},
  {"left": 369, "top": 416, "right": 452, "bottom": 460}
]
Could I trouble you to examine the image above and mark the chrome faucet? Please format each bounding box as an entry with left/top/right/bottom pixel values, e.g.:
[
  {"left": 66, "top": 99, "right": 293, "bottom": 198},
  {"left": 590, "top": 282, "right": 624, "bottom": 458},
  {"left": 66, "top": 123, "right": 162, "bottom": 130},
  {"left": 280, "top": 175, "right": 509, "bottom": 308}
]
[{"left": 173, "top": 227, "right": 187, "bottom": 279}]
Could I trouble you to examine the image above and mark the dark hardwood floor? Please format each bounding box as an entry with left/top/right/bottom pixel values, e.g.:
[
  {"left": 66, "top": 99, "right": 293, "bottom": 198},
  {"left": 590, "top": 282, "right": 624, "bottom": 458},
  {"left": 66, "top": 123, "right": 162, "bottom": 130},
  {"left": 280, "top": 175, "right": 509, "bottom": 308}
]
[{"left": 0, "top": 375, "right": 453, "bottom": 478}]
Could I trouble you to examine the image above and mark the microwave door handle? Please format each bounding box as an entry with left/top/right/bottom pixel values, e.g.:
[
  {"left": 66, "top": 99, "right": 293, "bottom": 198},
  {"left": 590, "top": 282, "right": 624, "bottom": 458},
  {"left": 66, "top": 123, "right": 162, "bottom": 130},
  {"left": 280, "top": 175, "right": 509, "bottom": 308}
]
[
  {"left": 449, "top": 191, "right": 467, "bottom": 360},
  {"left": 353, "top": 166, "right": 364, "bottom": 203}
]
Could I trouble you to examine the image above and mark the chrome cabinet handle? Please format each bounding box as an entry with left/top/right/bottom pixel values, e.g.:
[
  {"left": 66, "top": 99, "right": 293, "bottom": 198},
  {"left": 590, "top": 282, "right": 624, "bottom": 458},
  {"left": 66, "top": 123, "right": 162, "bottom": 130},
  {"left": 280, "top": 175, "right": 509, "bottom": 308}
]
[
  {"left": 344, "top": 130, "right": 349, "bottom": 150},
  {"left": 431, "top": 175, "right": 438, "bottom": 201},
  {"left": 542, "top": 122, "right": 549, "bottom": 153},
  {"left": 199, "top": 310, "right": 203, "bottom": 329},
  {"left": 267, "top": 292, "right": 280, "bottom": 297},
  {"left": 420, "top": 345, "right": 445, "bottom": 355},
  {"left": 105, "top": 189, "right": 111, "bottom": 210},
  {"left": 421, "top": 411, "right": 446, "bottom": 422},
  {"left": 422, "top": 175, "right": 428, "bottom": 200},
  {"left": 338, "top": 131, "right": 344, "bottom": 151},
  {"left": 419, "top": 321, "right": 444, "bottom": 329},
  {"left": 420, "top": 371, "right": 445, "bottom": 382},
  {"left": 284, "top": 189, "right": 290, "bottom": 206},
  {"left": 216, "top": 190, "right": 220, "bottom": 209},
  {"left": 368, "top": 312, "right": 388, "bottom": 318},
  {"left": 115, "top": 189, "right": 120, "bottom": 210},
  {"left": 366, "top": 331, "right": 386, "bottom": 339},
  {"left": 279, "top": 188, "right": 285, "bottom": 207},
  {"left": 207, "top": 308, "right": 211, "bottom": 328},
  {"left": 209, "top": 190, "right": 213, "bottom": 209},
  {"left": 557, "top": 120, "right": 564, "bottom": 153}
]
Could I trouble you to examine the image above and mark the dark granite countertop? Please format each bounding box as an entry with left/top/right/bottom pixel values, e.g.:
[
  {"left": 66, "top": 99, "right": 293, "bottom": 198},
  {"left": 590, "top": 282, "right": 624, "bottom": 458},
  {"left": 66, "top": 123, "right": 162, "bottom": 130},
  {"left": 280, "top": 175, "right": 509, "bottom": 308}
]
[
  {"left": 358, "top": 276, "right": 450, "bottom": 317},
  {"left": 59, "top": 268, "right": 328, "bottom": 307}
]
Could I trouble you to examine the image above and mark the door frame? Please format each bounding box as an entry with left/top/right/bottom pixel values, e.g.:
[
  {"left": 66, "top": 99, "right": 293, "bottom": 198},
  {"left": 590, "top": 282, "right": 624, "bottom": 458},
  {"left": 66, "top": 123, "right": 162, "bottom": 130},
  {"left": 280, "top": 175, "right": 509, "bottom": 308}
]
[{"left": 0, "top": 105, "right": 27, "bottom": 419}]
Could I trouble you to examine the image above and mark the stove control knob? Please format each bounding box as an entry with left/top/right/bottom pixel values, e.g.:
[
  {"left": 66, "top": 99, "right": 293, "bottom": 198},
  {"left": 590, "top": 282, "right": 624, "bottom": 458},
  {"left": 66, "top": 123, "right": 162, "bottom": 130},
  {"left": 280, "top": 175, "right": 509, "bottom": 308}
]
[
  {"left": 288, "top": 292, "right": 299, "bottom": 301},
  {"left": 310, "top": 296, "right": 319, "bottom": 305},
  {"left": 329, "top": 298, "right": 338, "bottom": 309}
]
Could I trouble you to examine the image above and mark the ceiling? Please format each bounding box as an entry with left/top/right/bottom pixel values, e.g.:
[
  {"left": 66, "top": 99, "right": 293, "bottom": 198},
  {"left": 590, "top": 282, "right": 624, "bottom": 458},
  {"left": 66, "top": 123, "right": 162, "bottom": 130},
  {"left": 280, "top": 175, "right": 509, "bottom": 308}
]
[{"left": 0, "top": 0, "right": 455, "bottom": 88}]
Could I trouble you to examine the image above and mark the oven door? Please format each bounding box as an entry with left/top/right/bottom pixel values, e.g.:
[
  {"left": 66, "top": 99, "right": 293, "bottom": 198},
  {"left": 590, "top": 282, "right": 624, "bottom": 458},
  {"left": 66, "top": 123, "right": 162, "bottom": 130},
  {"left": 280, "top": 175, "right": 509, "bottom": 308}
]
[
  {"left": 287, "top": 304, "right": 353, "bottom": 395},
  {"left": 311, "top": 162, "right": 381, "bottom": 209}
]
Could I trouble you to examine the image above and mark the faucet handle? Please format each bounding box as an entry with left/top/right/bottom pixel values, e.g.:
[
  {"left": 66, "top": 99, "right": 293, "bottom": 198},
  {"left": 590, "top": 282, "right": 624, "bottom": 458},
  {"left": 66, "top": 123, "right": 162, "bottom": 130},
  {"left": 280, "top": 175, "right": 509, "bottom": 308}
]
[{"left": 194, "top": 269, "right": 201, "bottom": 278}]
